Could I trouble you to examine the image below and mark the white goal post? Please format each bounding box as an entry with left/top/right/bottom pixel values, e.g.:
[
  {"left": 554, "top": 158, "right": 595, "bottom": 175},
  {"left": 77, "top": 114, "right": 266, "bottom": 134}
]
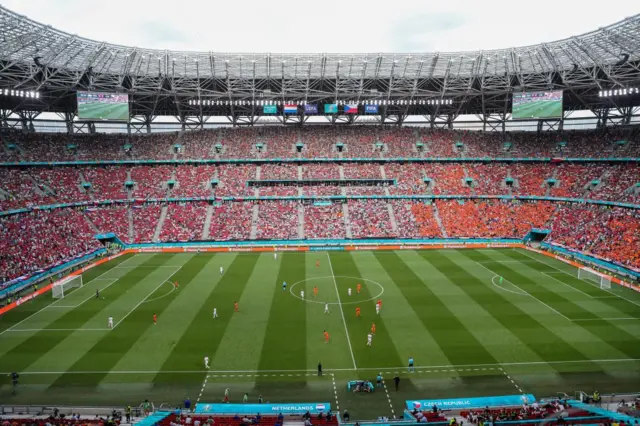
[
  {"left": 52, "top": 275, "right": 83, "bottom": 299},
  {"left": 577, "top": 267, "right": 611, "bottom": 290}
]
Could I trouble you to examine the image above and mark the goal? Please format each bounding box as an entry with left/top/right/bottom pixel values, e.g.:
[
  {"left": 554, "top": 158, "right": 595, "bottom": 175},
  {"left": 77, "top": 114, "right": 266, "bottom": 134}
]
[
  {"left": 577, "top": 267, "right": 611, "bottom": 290},
  {"left": 52, "top": 275, "right": 83, "bottom": 299}
]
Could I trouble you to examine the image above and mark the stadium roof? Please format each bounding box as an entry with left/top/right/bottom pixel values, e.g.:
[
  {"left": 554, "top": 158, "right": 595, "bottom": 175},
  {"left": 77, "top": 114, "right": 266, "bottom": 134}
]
[{"left": 1, "top": 5, "right": 640, "bottom": 126}]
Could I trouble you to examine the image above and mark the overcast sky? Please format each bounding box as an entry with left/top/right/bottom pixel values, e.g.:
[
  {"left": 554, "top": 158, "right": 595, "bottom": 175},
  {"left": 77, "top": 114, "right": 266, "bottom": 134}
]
[{"left": 2, "top": 0, "right": 639, "bottom": 53}]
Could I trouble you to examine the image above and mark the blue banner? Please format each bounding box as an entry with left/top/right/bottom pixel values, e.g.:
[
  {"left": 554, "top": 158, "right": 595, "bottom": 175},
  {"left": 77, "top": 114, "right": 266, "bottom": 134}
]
[
  {"left": 406, "top": 394, "right": 535, "bottom": 410},
  {"left": 305, "top": 104, "right": 318, "bottom": 114},
  {"left": 324, "top": 104, "right": 338, "bottom": 114},
  {"left": 194, "top": 402, "right": 330, "bottom": 415},
  {"left": 365, "top": 105, "right": 379, "bottom": 114}
]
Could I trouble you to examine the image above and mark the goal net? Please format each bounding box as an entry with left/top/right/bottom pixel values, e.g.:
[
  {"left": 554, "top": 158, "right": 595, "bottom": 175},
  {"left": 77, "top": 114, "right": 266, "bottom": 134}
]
[
  {"left": 577, "top": 267, "right": 611, "bottom": 290},
  {"left": 52, "top": 275, "right": 83, "bottom": 299}
]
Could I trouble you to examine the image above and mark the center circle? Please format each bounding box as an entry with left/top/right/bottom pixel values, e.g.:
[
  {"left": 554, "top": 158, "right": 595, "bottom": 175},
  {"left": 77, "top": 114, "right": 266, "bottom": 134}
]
[{"left": 288, "top": 276, "right": 384, "bottom": 305}]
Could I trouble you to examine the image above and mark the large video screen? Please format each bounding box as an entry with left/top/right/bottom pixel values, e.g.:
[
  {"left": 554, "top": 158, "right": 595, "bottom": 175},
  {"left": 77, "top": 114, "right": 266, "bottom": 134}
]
[
  {"left": 77, "top": 91, "right": 130, "bottom": 121},
  {"left": 512, "top": 90, "right": 563, "bottom": 120}
]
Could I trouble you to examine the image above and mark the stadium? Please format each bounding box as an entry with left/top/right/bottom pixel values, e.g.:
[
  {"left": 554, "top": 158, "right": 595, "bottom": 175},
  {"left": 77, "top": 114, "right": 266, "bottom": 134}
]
[{"left": 1, "top": 3, "right": 640, "bottom": 426}]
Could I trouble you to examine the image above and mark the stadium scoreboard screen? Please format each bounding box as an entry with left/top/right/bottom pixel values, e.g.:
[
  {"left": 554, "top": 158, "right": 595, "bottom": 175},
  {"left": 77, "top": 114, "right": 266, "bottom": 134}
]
[
  {"left": 512, "top": 90, "right": 563, "bottom": 120},
  {"left": 77, "top": 91, "right": 130, "bottom": 121}
]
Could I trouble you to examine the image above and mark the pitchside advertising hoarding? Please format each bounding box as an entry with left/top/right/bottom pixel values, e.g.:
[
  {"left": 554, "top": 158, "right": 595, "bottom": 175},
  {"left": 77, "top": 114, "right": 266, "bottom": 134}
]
[
  {"left": 194, "top": 403, "right": 331, "bottom": 415},
  {"left": 407, "top": 394, "right": 535, "bottom": 410}
]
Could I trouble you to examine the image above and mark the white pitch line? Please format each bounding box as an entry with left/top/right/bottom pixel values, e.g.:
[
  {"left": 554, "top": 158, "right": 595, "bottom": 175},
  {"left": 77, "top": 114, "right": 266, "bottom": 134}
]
[
  {"left": 197, "top": 374, "right": 210, "bottom": 404},
  {"left": 475, "top": 261, "right": 571, "bottom": 321},
  {"left": 112, "top": 265, "right": 183, "bottom": 329},
  {"left": 542, "top": 272, "right": 594, "bottom": 299},
  {"left": 326, "top": 252, "right": 357, "bottom": 370},
  {"left": 380, "top": 374, "right": 396, "bottom": 417},
  {"left": 572, "top": 317, "right": 640, "bottom": 321},
  {"left": 500, "top": 368, "right": 524, "bottom": 395},
  {"left": 6, "top": 357, "right": 640, "bottom": 376},
  {"left": 331, "top": 373, "right": 340, "bottom": 412},
  {"left": 519, "top": 250, "right": 640, "bottom": 309},
  {"left": 3, "top": 328, "right": 109, "bottom": 332}
]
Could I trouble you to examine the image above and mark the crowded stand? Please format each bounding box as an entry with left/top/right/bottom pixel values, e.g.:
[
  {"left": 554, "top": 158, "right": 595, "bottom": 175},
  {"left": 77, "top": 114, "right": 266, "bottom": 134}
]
[
  {"left": 28, "top": 167, "right": 90, "bottom": 204},
  {"left": 379, "top": 127, "right": 416, "bottom": 157},
  {"left": 510, "top": 163, "right": 555, "bottom": 196},
  {"left": 303, "top": 203, "right": 346, "bottom": 239},
  {"left": 173, "top": 165, "right": 216, "bottom": 197},
  {"left": 159, "top": 203, "right": 208, "bottom": 242},
  {"left": 130, "top": 165, "right": 174, "bottom": 199},
  {"left": 428, "top": 164, "right": 472, "bottom": 195},
  {"left": 84, "top": 166, "right": 128, "bottom": 201},
  {"left": 385, "top": 163, "right": 429, "bottom": 195},
  {"left": 392, "top": 200, "right": 442, "bottom": 238},
  {"left": 1, "top": 126, "right": 640, "bottom": 286},
  {"left": 256, "top": 201, "right": 299, "bottom": 240},
  {"left": 548, "top": 205, "right": 640, "bottom": 269},
  {"left": 131, "top": 204, "right": 162, "bottom": 243},
  {"left": 215, "top": 165, "right": 256, "bottom": 197},
  {"left": 0, "top": 209, "right": 101, "bottom": 283},
  {"left": 343, "top": 163, "right": 381, "bottom": 179},
  {"left": 86, "top": 205, "right": 132, "bottom": 243},
  {"left": 437, "top": 200, "right": 556, "bottom": 238},
  {"left": 348, "top": 200, "right": 396, "bottom": 238},
  {"left": 465, "top": 163, "right": 510, "bottom": 195},
  {"left": 179, "top": 130, "right": 217, "bottom": 159},
  {"left": 129, "top": 134, "right": 176, "bottom": 160},
  {"left": 208, "top": 202, "right": 253, "bottom": 241},
  {"left": 0, "top": 168, "right": 53, "bottom": 210},
  {"left": 302, "top": 164, "right": 341, "bottom": 179}
]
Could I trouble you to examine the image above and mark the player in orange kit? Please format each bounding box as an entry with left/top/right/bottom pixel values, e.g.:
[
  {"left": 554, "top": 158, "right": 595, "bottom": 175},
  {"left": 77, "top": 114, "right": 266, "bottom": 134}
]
[
  {"left": 357, "top": 283, "right": 362, "bottom": 294},
  {"left": 324, "top": 330, "right": 330, "bottom": 344},
  {"left": 356, "top": 307, "right": 361, "bottom": 318},
  {"left": 153, "top": 313, "right": 157, "bottom": 325},
  {"left": 234, "top": 301, "right": 239, "bottom": 312},
  {"left": 174, "top": 281, "right": 179, "bottom": 290},
  {"left": 313, "top": 286, "right": 318, "bottom": 299},
  {"left": 371, "top": 322, "right": 376, "bottom": 335},
  {"left": 316, "top": 259, "right": 320, "bottom": 268}
]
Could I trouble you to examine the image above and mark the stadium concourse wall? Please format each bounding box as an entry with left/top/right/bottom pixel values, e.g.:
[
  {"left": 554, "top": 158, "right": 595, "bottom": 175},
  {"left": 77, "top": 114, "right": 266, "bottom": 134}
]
[
  {"left": 1, "top": 195, "right": 639, "bottom": 218},
  {"left": 2, "top": 238, "right": 639, "bottom": 317}
]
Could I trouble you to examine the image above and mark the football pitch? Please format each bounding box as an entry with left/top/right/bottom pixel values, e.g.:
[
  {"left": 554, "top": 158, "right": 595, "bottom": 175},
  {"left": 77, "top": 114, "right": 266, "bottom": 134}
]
[
  {"left": 512, "top": 101, "right": 563, "bottom": 119},
  {"left": 78, "top": 102, "right": 129, "bottom": 121},
  {"left": 1, "top": 249, "right": 639, "bottom": 417}
]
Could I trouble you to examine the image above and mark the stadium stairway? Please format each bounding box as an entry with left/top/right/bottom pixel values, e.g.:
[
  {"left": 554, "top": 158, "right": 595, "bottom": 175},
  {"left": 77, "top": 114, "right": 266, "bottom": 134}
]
[
  {"left": 339, "top": 164, "right": 345, "bottom": 179},
  {"left": 128, "top": 207, "right": 135, "bottom": 243},
  {"left": 342, "top": 202, "right": 354, "bottom": 239},
  {"left": 297, "top": 165, "right": 303, "bottom": 179},
  {"left": 78, "top": 170, "right": 95, "bottom": 200},
  {"left": 153, "top": 205, "right": 169, "bottom": 242},
  {"left": 432, "top": 203, "right": 448, "bottom": 238},
  {"left": 386, "top": 201, "right": 399, "bottom": 234},
  {"left": 298, "top": 203, "right": 305, "bottom": 239},
  {"left": 545, "top": 167, "right": 560, "bottom": 197},
  {"left": 202, "top": 204, "right": 214, "bottom": 240},
  {"left": 250, "top": 203, "right": 259, "bottom": 240}
]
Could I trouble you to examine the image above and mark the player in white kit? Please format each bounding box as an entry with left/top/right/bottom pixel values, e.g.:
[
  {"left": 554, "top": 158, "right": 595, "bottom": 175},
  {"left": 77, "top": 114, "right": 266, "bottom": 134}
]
[
  {"left": 213, "top": 308, "right": 218, "bottom": 319},
  {"left": 324, "top": 303, "right": 330, "bottom": 314},
  {"left": 348, "top": 288, "right": 352, "bottom": 296},
  {"left": 274, "top": 252, "right": 277, "bottom": 260},
  {"left": 367, "top": 333, "right": 372, "bottom": 347},
  {"left": 300, "top": 290, "right": 305, "bottom": 299},
  {"left": 376, "top": 304, "right": 380, "bottom": 315},
  {"left": 204, "top": 356, "right": 210, "bottom": 369},
  {"left": 108, "top": 316, "right": 113, "bottom": 329},
  {"left": 220, "top": 266, "right": 224, "bottom": 275}
]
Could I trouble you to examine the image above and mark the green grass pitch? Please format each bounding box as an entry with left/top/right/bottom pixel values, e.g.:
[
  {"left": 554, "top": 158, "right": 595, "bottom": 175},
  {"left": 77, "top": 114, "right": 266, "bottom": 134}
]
[
  {"left": 1, "top": 249, "right": 639, "bottom": 417},
  {"left": 78, "top": 102, "right": 130, "bottom": 121},
  {"left": 512, "top": 101, "right": 563, "bottom": 120}
]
